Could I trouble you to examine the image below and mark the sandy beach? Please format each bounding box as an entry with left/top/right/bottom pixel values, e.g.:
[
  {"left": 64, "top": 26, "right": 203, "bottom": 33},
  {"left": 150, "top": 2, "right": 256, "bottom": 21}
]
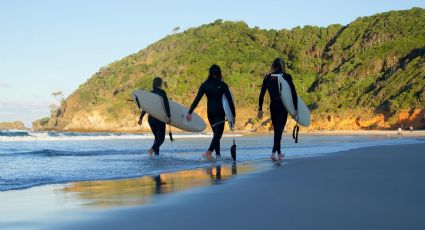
[
  {"left": 2, "top": 141, "right": 420, "bottom": 230},
  {"left": 304, "top": 130, "right": 425, "bottom": 137}
]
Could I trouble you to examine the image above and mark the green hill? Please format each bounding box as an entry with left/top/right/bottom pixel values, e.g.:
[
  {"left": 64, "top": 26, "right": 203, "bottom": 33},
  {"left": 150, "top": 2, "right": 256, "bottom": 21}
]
[{"left": 37, "top": 8, "right": 425, "bottom": 131}]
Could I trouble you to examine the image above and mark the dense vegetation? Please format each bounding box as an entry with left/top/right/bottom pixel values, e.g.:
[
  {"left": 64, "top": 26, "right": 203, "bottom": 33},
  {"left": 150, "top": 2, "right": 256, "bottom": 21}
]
[{"left": 44, "top": 8, "right": 425, "bottom": 130}]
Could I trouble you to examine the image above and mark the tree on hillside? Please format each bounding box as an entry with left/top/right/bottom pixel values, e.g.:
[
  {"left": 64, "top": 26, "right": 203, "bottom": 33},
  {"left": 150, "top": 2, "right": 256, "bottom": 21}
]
[
  {"left": 169, "top": 26, "right": 180, "bottom": 35},
  {"left": 49, "top": 91, "right": 65, "bottom": 115},
  {"left": 51, "top": 91, "right": 64, "bottom": 103},
  {"left": 42, "top": 8, "right": 425, "bottom": 130}
]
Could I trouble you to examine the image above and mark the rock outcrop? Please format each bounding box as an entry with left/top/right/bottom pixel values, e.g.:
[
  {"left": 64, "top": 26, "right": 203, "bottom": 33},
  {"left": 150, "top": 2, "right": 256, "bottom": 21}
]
[{"left": 0, "top": 121, "right": 28, "bottom": 130}]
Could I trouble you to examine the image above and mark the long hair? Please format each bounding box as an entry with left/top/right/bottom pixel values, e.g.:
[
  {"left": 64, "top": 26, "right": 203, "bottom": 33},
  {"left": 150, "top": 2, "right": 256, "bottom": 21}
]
[
  {"left": 152, "top": 77, "right": 163, "bottom": 89},
  {"left": 271, "top": 58, "right": 285, "bottom": 73},
  {"left": 208, "top": 64, "right": 222, "bottom": 80}
]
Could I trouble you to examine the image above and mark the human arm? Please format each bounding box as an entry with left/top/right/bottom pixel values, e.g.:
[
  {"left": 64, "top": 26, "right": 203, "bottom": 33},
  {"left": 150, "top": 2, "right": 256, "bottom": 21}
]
[
  {"left": 138, "top": 111, "right": 146, "bottom": 125},
  {"left": 257, "top": 76, "right": 267, "bottom": 119},
  {"left": 135, "top": 96, "right": 146, "bottom": 125},
  {"left": 188, "top": 84, "right": 205, "bottom": 114},
  {"left": 159, "top": 90, "right": 171, "bottom": 117},
  {"left": 159, "top": 90, "right": 171, "bottom": 124}
]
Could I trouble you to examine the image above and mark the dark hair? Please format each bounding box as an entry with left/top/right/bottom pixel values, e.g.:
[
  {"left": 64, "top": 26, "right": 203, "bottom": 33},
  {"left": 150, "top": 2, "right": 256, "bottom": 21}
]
[
  {"left": 152, "top": 77, "right": 163, "bottom": 89},
  {"left": 271, "top": 58, "right": 285, "bottom": 73},
  {"left": 208, "top": 64, "right": 222, "bottom": 80}
]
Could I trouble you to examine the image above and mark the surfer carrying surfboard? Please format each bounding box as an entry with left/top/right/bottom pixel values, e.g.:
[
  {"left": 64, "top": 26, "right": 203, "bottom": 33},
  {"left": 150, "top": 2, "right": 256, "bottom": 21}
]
[
  {"left": 258, "top": 58, "right": 298, "bottom": 161},
  {"left": 186, "top": 64, "right": 236, "bottom": 161},
  {"left": 138, "top": 77, "right": 171, "bottom": 157}
]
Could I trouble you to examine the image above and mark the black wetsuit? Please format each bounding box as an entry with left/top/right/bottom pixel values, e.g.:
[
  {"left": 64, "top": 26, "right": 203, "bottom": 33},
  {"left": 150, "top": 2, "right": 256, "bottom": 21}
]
[
  {"left": 259, "top": 71, "right": 298, "bottom": 154},
  {"left": 140, "top": 88, "right": 171, "bottom": 155},
  {"left": 189, "top": 78, "right": 236, "bottom": 156}
]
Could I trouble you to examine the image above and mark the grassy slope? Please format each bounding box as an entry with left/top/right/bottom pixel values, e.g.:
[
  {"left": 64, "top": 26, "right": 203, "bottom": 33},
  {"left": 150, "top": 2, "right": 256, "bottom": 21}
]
[{"left": 46, "top": 8, "right": 425, "bottom": 131}]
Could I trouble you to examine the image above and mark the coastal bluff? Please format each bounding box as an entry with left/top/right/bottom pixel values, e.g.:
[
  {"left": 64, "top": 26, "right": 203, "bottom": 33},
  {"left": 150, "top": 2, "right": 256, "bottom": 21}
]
[{"left": 0, "top": 121, "right": 27, "bottom": 130}]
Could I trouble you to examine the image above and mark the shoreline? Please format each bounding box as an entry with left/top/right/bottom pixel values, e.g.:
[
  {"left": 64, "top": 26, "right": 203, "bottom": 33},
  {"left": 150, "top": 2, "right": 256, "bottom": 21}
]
[
  {"left": 4, "top": 128, "right": 425, "bottom": 137},
  {"left": 1, "top": 136, "right": 424, "bottom": 192},
  {"left": 45, "top": 142, "right": 425, "bottom": 230},
  {"left": 0, "top": 160, "right": 273, "bottom": 227},
  {"left": 1, "top": 141, "right": 425, "bottom": 229},
  {"left": 301, "top": 129, "right": 425, "bottom": 136},
  {"left": 0, "top": 158, "right": 265, "bottom": 193},
  {"left": 1, "top": 135, "right": 423, "bottom": 193}
]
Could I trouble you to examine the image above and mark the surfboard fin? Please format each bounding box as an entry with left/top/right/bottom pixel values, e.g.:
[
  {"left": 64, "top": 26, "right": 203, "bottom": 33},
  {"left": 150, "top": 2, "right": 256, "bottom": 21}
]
[
  {"left": 168, "top": 125, "right": 175, "bottom": 142},
  {"left": 292, "top": 124, "right": 299, "bottom": 143},
  {"left": 231, "top": 144, "right": 236, "bottom": 161},
  {"left": 231, "top": 134, "right": 236, "bottom": 161}
]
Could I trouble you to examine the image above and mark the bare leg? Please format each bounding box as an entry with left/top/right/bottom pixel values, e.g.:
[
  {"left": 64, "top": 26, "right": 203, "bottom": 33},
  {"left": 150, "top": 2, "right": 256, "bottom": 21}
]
[
  {"left": 147, "top": 148, "right": 154, "bottom": 157},
  {"left": 271, "top": 152, "right": 277, "bottom": 161}
]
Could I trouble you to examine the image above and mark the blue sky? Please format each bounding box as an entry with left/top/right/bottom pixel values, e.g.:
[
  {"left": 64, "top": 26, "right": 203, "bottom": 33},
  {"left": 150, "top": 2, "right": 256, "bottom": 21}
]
[{"left": 1, "top": 0, "right": 424, "bottom": 127}]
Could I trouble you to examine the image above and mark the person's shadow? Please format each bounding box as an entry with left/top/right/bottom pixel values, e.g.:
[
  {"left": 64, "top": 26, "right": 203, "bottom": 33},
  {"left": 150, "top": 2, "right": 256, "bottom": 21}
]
[
  {"left": 152, "top": 175, "right": 166, "bottom": 194},
  {"left": 206, "top": 163, "right": 239, "bottom": 184},
  {"left": 231, "top": 162, "right": 237, "bottom": 175},
  {"left": 206, "top": 165, "right": 222, "bottom": 184}
]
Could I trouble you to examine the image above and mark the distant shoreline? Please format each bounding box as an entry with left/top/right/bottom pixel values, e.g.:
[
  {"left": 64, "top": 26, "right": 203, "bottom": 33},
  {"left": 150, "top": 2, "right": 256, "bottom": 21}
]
[{"left": 20, "top": 128, "right": 425, "bottom": 137}]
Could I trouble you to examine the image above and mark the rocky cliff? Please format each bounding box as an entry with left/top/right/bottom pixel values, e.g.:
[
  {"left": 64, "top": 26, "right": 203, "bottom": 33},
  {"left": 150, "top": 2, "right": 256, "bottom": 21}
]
[{"left": 0, "top": 121, "right": 28, "bottom": 130}]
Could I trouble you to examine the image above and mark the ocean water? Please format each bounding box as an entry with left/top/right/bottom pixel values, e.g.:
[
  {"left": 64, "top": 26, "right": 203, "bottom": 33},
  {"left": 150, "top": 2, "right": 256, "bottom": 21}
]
[{"left": 0, "top": 130, "right": 421, "bottom": 192}]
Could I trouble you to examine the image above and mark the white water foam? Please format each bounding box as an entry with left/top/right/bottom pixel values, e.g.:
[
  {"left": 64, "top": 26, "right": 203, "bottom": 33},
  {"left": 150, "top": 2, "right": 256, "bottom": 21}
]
[{"left": 0, "top": 130, "right": 241, "bottom": 142}]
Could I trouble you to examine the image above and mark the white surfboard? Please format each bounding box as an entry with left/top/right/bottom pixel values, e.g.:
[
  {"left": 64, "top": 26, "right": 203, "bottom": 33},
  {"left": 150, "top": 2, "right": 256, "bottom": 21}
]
[
  {"left": 222, "top": 92, "right": 235, "bottom": 130},
  {"left": 132, "top": 90, "right": 206, "bottom": 132},
  {"left": 273, "top": 74, "right": 311, "bottom": 127}
]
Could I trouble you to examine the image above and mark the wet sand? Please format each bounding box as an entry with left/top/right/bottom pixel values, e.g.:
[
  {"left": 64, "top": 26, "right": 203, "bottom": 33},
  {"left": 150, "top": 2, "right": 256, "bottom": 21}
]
[
  {"left": 37, "top": 142, "right": 425, "bottom": 230},
  {"left": 0, "top": 162, "right": 268, "bottom": 229}
]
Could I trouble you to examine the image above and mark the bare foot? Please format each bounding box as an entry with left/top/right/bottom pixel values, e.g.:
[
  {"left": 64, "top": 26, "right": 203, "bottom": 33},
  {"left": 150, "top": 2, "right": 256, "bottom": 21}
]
[
  {"left": 147, "top": 149, "right": 154, "bottom": 157},
  {"left": 278, "top": 153, "right": 285, "bottom": 161},
  {"left": 203, "top": 150, "right": 212, "bottom": 161},
  {"left": 271, "top": 152, "right": 277, "bottom": 161}
]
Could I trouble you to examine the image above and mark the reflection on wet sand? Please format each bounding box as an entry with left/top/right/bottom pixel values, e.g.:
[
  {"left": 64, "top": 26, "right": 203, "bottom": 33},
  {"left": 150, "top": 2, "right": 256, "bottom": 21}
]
[{"left": 62, "top": 163, "right": 254, "bottom": 208}]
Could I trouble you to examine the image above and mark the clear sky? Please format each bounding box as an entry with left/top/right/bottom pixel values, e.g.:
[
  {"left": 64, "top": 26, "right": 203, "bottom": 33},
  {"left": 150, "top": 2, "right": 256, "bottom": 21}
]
[{"left": 1, "top": 0, "right": 424, "bottom": 127}]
